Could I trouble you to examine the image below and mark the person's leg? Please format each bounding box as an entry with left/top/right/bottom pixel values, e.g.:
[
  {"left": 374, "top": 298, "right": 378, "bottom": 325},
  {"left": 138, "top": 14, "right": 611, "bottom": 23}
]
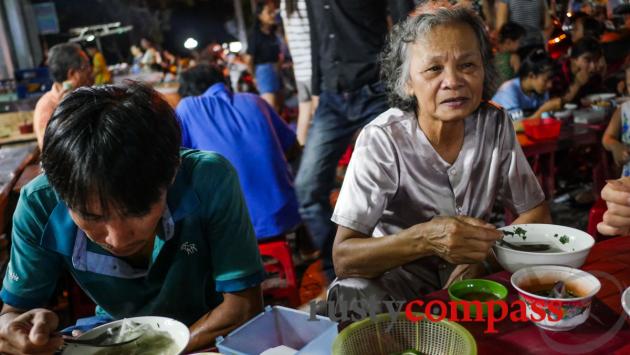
[
  {"left": 295, "top": 82, "right": 389, "bottom": 281},
  {"left": 325, "top": 258, "right": 448, "bottom": 316},
  {"left": 295, "top": 91, "right": 354, "bottom": 253}
]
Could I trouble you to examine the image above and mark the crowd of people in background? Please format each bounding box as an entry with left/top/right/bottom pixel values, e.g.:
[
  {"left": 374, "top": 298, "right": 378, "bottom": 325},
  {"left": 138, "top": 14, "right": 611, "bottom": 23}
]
[
  {"left": 40, "top": 0, "right": 630, "bottom": 299},
  {"left": 3, "top": 0, "right": 630, "bottom": 352}
]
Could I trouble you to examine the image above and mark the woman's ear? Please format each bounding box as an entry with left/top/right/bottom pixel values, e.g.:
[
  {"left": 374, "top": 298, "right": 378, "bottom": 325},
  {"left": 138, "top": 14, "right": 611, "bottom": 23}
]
[{"left": 404, "top": 81, "right": 414, "bottom": 97}]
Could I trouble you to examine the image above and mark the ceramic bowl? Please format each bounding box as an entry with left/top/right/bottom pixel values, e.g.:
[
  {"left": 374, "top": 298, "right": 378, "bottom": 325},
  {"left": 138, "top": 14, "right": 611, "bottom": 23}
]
[
  {"left": 493, "top": 224, "right": 595, "bottom": 273},
  {"left": 622, "top": 287, "right": 630, "bottom": 318},
  {"left": 448, "top": 279, "right": 508, "bottom": 318},
  {"left": 62, "top": 316, "right": 189, "bottom": 355},
  {"left": 511, "top": 265, "right": 600, "bottom": 331},
  {"left": 553, "top": 110, "right": 572, "bottom": 121},
  {"left": 584, "top": 93, "right": 616, "bottom": 103}
]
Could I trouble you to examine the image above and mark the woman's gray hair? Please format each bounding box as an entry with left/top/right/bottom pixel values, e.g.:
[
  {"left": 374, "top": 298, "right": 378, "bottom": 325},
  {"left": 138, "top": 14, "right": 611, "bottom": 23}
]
[{"left": 380, "top": 5, "right": 498, "bottom": 113}]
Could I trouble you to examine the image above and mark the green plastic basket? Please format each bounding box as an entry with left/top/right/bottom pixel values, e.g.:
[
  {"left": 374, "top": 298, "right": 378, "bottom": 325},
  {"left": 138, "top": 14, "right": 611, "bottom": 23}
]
[{"left": 332, "top": 313, "right": 477, "bottom": 355}]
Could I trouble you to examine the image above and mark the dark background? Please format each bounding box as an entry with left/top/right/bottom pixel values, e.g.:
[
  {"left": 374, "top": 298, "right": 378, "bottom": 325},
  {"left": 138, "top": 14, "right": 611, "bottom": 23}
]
[{"left": 31, "top": 0, "right": 248, "bottom": 63}]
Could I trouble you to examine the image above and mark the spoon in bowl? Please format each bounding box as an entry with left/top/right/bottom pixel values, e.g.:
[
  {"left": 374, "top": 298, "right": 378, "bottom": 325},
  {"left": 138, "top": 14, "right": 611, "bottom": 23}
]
[
  {"left": 61, "top": 323, "right": 143, "bottom": 347},
  {"left": 497, "top": 230, "right": 551, "bottom": 252}
]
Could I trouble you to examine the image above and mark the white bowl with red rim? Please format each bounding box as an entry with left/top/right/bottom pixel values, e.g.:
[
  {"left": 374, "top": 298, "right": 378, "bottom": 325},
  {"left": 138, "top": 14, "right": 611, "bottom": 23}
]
[{"left": 511, "top": 265, "right": 601, "bottom": 331}]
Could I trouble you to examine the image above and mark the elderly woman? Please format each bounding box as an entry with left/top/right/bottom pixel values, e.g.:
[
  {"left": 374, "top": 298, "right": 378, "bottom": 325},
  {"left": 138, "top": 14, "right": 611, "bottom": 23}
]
[{"left": 329, "top": 4, "right": 551, "bottom": 303}]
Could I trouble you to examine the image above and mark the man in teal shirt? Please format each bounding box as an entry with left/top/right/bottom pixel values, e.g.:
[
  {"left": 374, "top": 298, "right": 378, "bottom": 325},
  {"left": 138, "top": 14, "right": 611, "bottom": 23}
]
[{"left": 0, "top": 83, "right": 264, "bottom": 353}]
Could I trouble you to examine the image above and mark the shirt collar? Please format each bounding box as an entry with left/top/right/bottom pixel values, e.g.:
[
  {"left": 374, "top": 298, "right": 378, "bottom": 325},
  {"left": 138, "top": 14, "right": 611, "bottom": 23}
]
[
  {"left": 202, "top": 82, "right": 232, "bottom": 101},
  {"left": 69, "top": 206, "right": 175, "bottom": 279}
]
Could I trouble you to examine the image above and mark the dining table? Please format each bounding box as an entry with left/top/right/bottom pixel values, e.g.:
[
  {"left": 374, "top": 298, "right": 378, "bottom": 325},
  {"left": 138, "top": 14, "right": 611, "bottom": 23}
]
[
  {"left": 517, "top": 119, "right": 611, "bottom": 200},
  {"left": 423, "top": 236, "right": 630, "bottom": 355}
]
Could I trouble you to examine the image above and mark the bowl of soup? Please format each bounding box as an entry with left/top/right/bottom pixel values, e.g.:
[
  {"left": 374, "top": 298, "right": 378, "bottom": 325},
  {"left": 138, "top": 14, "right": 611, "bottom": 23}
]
[
  {"left": 448, "top": 279, "right": 508, "bottom": 318},
  {"left": 493, "top": 224, "right": 595, "bottom": 273},
  {"left": 62, "top": 316, "right": 189, "bottom": 355},
  {"left": 584, "top": 93, "right": 616, "bottom": 105},
  {"left": 511, "top": 265, "right": 600, "bottom": 331}
]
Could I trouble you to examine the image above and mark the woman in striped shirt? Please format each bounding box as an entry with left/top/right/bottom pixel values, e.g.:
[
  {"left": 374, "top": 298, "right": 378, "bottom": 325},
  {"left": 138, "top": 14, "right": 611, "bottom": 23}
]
[{"left": 281, "top": 0, "right": 314, "bottom": 146}]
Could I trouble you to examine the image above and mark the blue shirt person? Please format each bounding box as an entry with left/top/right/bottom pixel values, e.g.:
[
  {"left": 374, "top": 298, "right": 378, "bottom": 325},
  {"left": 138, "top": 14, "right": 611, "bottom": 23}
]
[
  {"left": 492, "top": 49, "right": 563, "bottom": 120},
  {"left": 176, "top": 64, "right": 301, "bottom": 240},
  {"left": 0, "top": 84, "right": 264, "bottom": 353},
  {"left": 492, "top": 77, "right": 549, "bottom": 119}
]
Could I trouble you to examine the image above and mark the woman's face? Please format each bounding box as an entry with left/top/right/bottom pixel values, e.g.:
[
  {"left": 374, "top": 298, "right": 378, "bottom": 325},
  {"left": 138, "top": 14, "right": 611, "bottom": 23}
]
[
  {"left": 529, "top": 71, "right": 553, "bottom": 95},
  {"left": 571, "top": 52, "right": 599, "bottom": 77},
  {"left": 407, "top": 23, "right": 485, "bottom": 123},
  {"left": 258, "top": 3, "right": 277, "bottom": 26}
]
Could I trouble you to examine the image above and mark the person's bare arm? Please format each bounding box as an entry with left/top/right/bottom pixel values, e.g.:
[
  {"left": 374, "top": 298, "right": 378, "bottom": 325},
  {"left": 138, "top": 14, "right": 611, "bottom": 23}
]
[
  {"left": 510, "top": 53, "right": 521, "bottom": 73},
  {"left": 333, "top": 216, "right": 503, "bottom": 279},
  {"left": 511, "top": 202, "right": 552, "bottom": 225},
  {"left": 33, "top": 92, "right": 58, "bottom": 151},
  {"left": 185, "top": 286, "right": 263, "bottom": 352},
  {"left": 496, "top": 2, "right": 509, "bottom": 32},
  {"left": 562, "top": 67, "right": 590, "bottom": 104},
  {"left": 482, "top": 0, "right": 496, "bottom": 31},
  {"left": 243, "top": 54, "right": 254, "bottom": 76},
  {"left": 0, "top": 304, "right": 63, "bottom": 354},
  {"left": 527, "top": 97, "right": 563, "bottom": 119},
  {"left": 602, "top": 108, "right": 630, "bottom": 166},
  {"left": 541, "top": 0, "right": 551, "bottom": 42},
  {"left": 311, "top": 95, "right": 319, "bottom": 115}
]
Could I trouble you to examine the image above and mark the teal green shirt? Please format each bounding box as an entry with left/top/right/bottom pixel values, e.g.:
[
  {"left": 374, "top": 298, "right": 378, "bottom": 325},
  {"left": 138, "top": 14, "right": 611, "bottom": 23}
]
[{"left": 1, "top": 149, "right": 264, "bottom": 326}]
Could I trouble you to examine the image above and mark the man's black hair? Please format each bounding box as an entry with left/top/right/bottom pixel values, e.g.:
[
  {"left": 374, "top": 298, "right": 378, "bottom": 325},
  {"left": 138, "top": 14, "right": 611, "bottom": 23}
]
[
  {"left": 41, "top": 82, "right": 181, "bottom": 216},
  {"left": 498, "top": 22, "right": 526, "bottom": 43},
  {"left": 518, "top": 48, "right": 554, "bottom": 79},
  {"left": 178, "top": 63, "right": 228, "bottom": 97},
  {"left": 571, "top": 13, "right": 604, "bottom": 40},
  {"left": 48, "top": 43, "right": 86, "bottom": 83},
  {"left": 580, "top": 17, "right": 604, "bottom": 40},
  {"left": 570, "top": 36, "right": 603, "bottom": 59}
]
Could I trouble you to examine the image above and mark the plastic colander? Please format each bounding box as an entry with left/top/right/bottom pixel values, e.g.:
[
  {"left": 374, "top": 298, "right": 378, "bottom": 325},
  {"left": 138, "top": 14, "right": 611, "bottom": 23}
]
[{"left": 332, "top": 313, "right": 476, "bottom": 355}]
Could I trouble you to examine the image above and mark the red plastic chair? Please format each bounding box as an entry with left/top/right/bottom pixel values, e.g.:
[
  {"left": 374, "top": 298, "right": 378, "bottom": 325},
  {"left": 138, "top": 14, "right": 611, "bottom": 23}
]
[{"left": 258, "top": 237, "right": 300, "bottom": 307}]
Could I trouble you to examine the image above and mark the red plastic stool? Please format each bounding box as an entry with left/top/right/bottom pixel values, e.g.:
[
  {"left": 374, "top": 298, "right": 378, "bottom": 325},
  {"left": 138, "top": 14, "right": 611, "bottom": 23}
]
[
  {"left": 338, "top": 145, "right": 354, "bottom": 166},
  {"left": 258, "top": 237, "right": 300, "bottom": 307},
  {"left": 587, "top": 197, "right": 607, "bottom": 241}
]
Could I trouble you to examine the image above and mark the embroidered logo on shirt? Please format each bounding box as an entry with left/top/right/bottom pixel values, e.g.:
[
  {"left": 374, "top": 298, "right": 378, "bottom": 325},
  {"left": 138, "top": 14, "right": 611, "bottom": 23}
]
[
  {"left": 180, "top": 242, "right": 198, "bottom": 255},
  {"left": 8, "top": 270, "right": 19, "bottom": 282}
]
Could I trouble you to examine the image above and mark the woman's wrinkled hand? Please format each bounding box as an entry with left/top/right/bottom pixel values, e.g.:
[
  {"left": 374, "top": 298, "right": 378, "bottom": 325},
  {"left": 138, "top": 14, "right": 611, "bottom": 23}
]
[
  {"left": 422, "top": 216, "right": 503, "bottom": 264},
  {"left": 0, "top": 308, "right": 63, "bottom": 355},
  {"left": 598, "top": 178, "right": 630, "bottom": 236}
]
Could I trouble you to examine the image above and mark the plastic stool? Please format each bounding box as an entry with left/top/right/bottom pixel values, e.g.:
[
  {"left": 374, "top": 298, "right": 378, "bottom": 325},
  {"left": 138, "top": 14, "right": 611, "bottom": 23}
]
[
  {"left": 258, "top": 237, "right": 300, "bottom": 307},
  {"left": 338, "top": 145, "right": 353, "bottom": 166}
]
